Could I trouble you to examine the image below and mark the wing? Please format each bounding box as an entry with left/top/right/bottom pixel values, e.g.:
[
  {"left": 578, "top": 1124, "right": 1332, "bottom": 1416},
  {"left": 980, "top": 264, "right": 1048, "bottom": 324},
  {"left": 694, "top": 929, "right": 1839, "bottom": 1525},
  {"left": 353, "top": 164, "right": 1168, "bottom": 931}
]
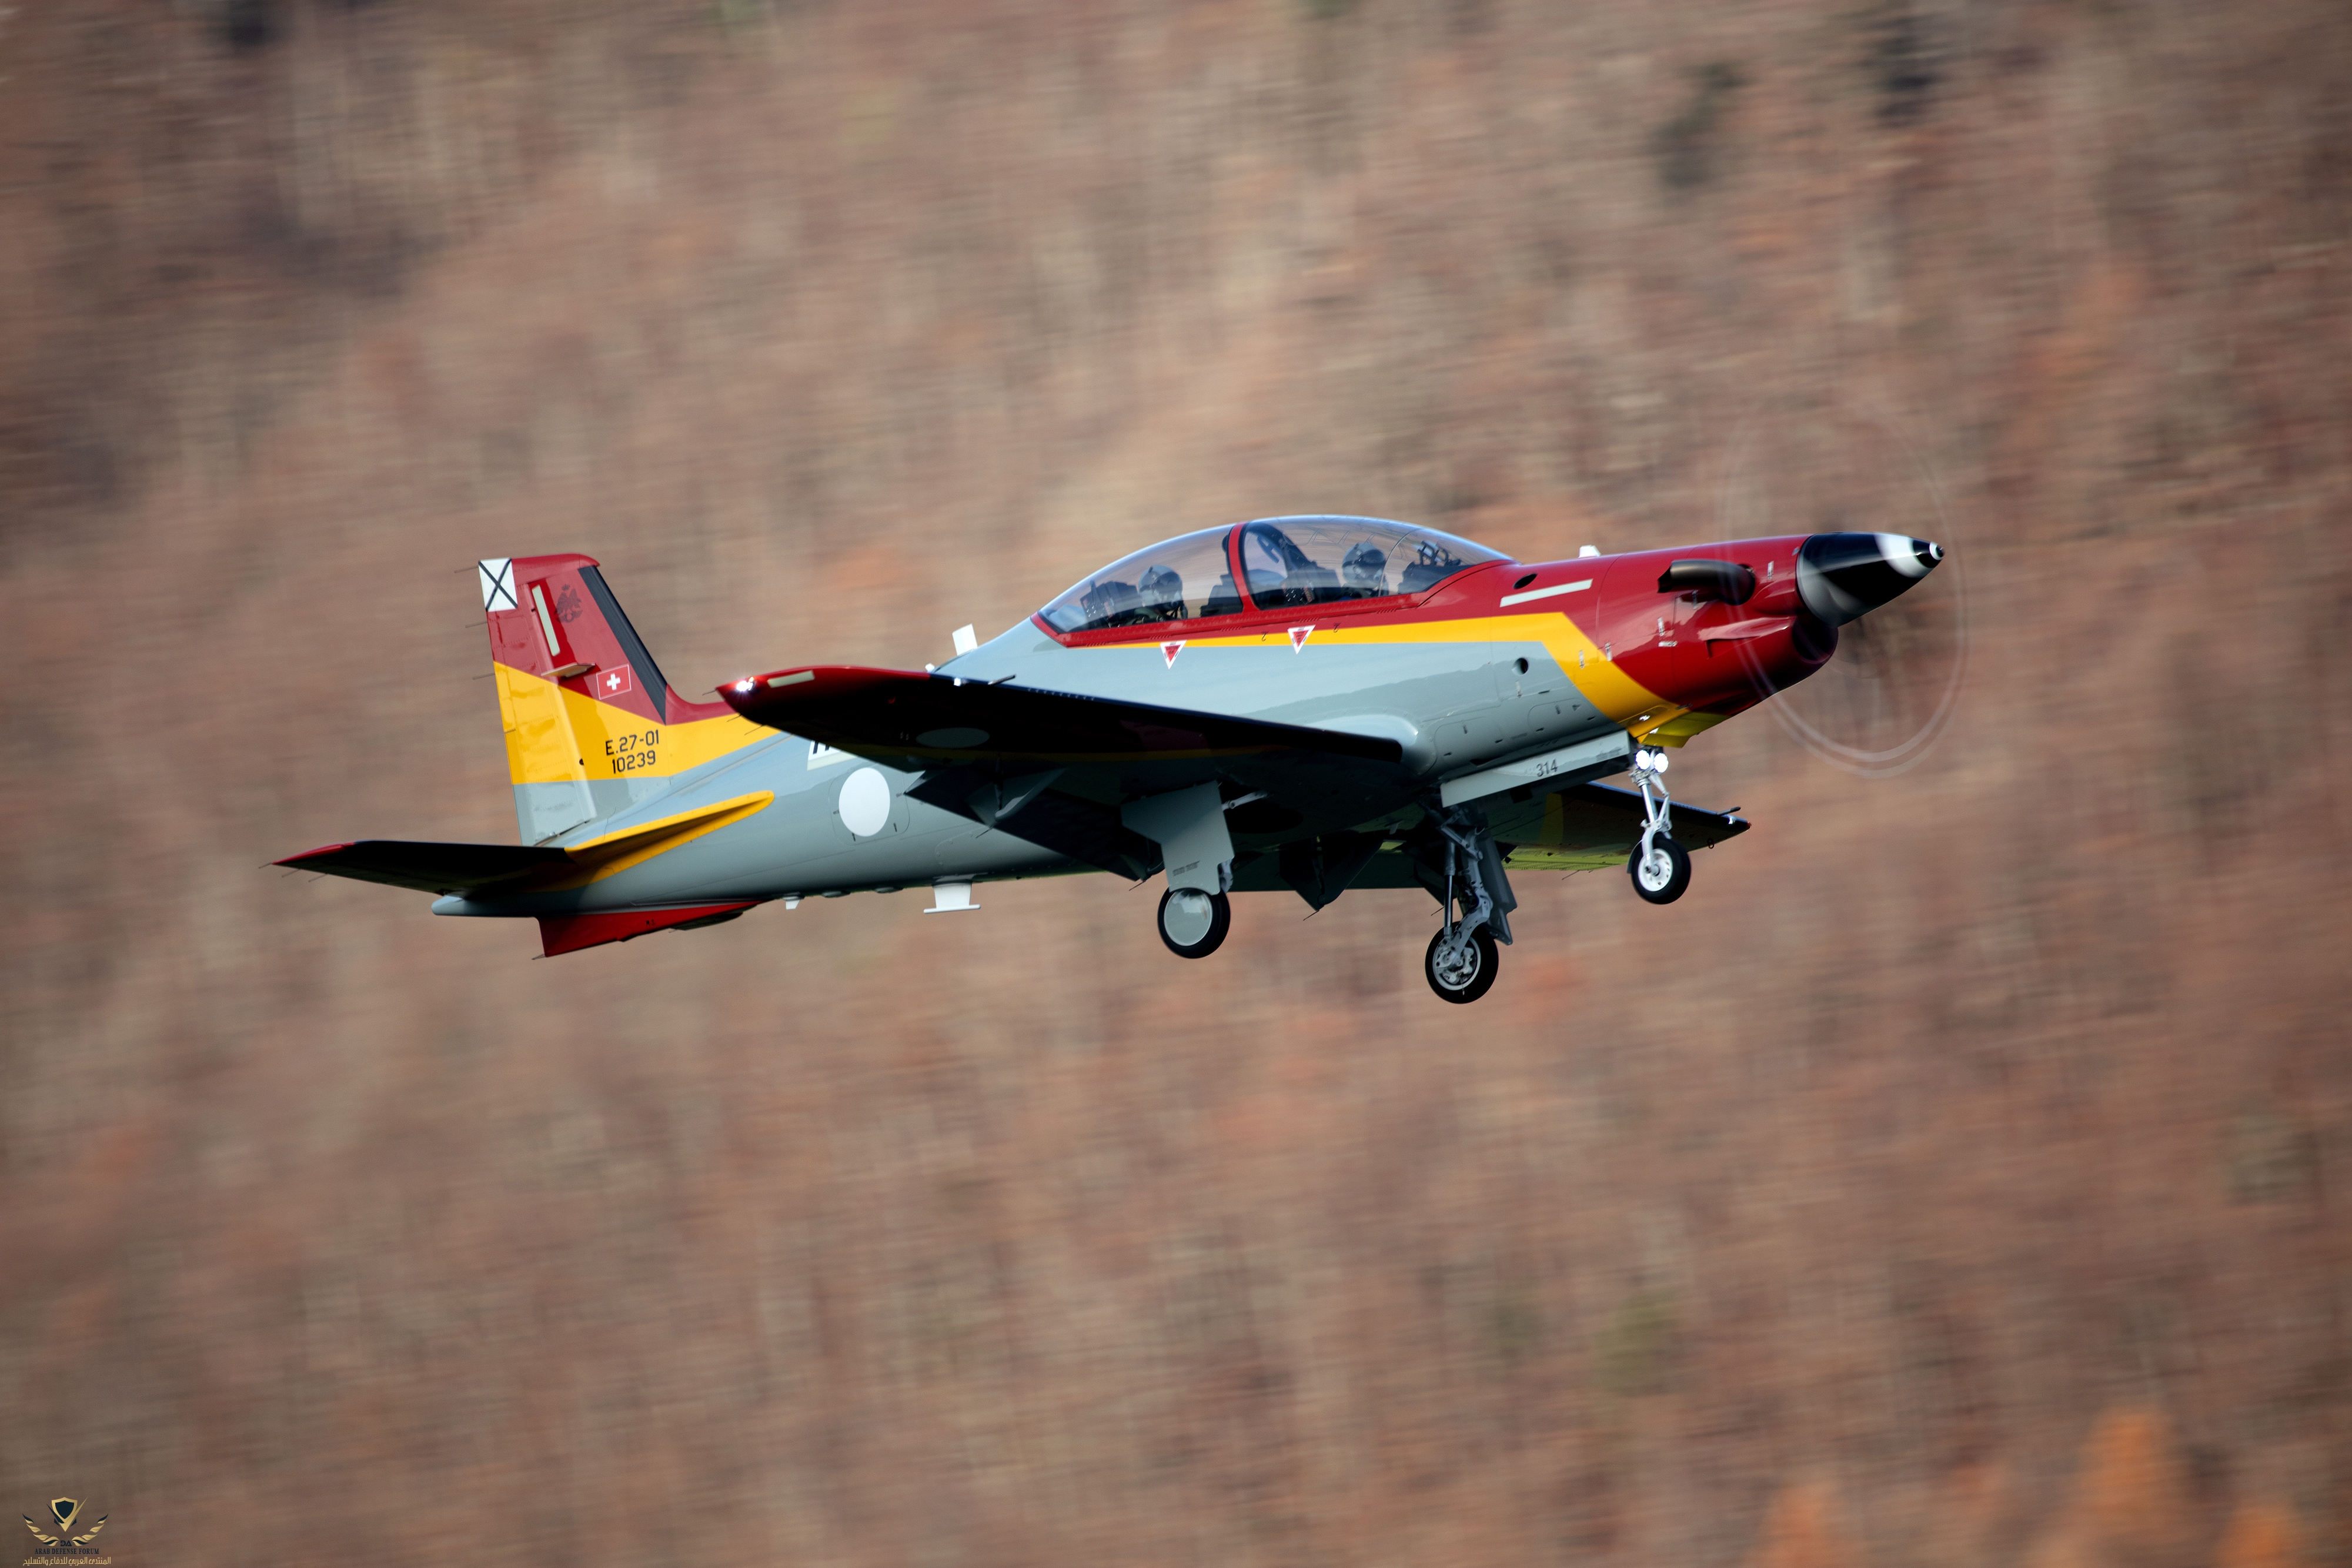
[
  {"left": 721, "top": 665, "right": 1401, "bottom": 770},
  {"left": 72, "top": 1518, "right": 106, "bottom": 1545},
  {"left": 275, "top": 841, "right": 572, "bottom": 895},
  {"left": 723, "top": 665, "right": 1418, "bottom": 878},
  {"left": 24, "top": 1520, "right": 56, "bottom": 1546}
]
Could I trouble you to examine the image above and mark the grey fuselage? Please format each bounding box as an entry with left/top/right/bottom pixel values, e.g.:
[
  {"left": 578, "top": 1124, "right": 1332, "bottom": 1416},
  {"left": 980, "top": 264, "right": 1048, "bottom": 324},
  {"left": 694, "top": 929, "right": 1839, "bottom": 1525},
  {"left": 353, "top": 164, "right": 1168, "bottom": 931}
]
[{"left": 435, "top": 607, "right": 1609, "bottom": 920}]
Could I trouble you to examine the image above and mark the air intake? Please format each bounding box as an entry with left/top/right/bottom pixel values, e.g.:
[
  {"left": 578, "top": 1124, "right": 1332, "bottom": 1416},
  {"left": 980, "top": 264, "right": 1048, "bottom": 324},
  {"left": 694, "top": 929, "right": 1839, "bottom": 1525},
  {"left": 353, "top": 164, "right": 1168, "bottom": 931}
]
[{"left": 1656, "top": 558, "right": 1757, "bottom": 604}]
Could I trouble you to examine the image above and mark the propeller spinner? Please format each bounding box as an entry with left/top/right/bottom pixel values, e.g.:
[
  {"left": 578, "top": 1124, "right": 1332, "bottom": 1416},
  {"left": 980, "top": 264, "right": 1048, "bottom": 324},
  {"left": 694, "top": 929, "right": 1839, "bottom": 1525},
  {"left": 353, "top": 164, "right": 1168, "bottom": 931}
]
[{"left": 1795, "top": 531, "right": 1946, "bottom": 626}]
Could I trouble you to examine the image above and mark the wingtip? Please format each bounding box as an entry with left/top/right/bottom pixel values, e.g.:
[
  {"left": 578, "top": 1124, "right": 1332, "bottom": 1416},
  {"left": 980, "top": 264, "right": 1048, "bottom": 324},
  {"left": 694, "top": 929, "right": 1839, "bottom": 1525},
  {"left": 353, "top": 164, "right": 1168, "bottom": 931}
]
[{"left": 273, "top": 843, "right": 357, "bottom": 868}]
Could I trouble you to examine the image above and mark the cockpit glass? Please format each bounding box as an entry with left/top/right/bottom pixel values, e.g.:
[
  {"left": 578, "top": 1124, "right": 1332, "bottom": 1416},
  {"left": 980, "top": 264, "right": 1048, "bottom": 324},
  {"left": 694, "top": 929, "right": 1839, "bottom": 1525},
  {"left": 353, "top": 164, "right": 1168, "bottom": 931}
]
[
  {"left": 1037, "top": 526, "right": 1245, "bottom": 634},
  {"left": 1236, "top": 516, "right": 1505, "bottom": 609},
  {"left": 1038, "top": 517, "right": 1508, "bottom": 634}
]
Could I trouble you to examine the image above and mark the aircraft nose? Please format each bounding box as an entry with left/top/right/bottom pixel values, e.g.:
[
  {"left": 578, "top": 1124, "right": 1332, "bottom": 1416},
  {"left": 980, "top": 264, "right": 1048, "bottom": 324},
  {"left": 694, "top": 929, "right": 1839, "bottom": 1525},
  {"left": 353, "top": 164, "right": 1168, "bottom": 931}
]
[{"left": 1795, "top": 531, "right": 1944, "bottom": 626}]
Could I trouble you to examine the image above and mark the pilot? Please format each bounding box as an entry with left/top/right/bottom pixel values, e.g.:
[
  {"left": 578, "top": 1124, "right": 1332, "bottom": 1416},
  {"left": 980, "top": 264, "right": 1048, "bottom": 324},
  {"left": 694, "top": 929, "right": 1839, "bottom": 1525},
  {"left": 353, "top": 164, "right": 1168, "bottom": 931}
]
[
  {"left": 1340, "top": 541, "right": 1389, "bottom": 597},
  {"left": 1138, "top": 563, "right": 1185, "bottom": 621}
]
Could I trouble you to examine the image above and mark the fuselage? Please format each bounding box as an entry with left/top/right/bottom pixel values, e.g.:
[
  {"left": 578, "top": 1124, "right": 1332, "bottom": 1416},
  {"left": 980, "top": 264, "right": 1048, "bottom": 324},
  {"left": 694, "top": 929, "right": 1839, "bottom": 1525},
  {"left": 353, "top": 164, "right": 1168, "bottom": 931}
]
[{"left": 435, "top": 530, "right": 1835, "bottom": 921}]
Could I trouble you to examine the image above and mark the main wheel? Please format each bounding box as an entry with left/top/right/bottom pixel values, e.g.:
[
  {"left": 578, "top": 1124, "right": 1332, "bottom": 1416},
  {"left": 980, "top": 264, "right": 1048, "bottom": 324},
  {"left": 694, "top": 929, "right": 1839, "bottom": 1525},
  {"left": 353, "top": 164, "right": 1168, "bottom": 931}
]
[
  {"left": 1157, "top": 887, "right": 1231, "bottom": 958},
  {"left": 1627, "top": 835, "right": 1692, "bottom": 904},
  {"left": 1424, "top": 925, "right": 1499, "bottom": 1004}
]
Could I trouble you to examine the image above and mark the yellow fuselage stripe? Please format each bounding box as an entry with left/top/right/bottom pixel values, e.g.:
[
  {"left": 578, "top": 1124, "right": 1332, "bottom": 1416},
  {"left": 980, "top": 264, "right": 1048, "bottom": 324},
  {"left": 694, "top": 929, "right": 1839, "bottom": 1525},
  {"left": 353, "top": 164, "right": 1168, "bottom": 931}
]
[{"left": 1108, "top": 611, "right": 1703, "bottom": 744}]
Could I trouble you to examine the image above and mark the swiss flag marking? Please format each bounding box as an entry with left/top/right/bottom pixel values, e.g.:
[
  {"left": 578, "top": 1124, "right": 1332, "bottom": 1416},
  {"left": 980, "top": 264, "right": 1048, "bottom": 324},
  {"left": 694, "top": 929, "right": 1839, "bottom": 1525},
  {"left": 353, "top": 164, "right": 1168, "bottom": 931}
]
[
  {"left": 1161, "top": 641, "right": 1185, "bottom": 668},
  {"left": 596, "top": 665, "right": 634, "bottom": 699},
  {"left": 1288, "top": 625, "right": 1314, "bottom": 653}
]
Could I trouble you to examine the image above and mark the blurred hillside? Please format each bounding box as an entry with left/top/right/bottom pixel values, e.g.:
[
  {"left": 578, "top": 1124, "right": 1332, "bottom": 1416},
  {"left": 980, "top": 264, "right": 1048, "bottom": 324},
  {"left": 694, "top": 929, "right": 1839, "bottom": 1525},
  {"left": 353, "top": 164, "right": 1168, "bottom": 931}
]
[{"left": 3, "top": 1, "right": 2348, "bottom": 1564}]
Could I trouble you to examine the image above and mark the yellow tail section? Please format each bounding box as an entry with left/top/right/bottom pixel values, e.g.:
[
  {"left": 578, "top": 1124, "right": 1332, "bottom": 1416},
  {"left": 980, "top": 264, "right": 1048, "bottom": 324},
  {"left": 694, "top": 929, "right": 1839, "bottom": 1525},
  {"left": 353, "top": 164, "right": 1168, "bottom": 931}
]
[{"left": 492, "top": 666, "right": 767, "bottom": 790}]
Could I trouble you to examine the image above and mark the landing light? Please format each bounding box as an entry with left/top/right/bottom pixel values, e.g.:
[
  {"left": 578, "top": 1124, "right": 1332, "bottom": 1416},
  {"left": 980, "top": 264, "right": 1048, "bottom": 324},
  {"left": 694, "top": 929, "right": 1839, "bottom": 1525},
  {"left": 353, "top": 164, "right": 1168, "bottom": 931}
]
[{"left": 734, "top": 678, "right": 754, "bottom": 693}]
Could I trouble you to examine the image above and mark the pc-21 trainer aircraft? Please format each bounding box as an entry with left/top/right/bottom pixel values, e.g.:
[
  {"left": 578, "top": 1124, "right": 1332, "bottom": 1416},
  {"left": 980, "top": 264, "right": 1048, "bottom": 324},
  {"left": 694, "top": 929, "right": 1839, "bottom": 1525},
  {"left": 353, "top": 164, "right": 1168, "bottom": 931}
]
[{"left": 279, "top": 517, "right": 1942, "bottom": 1002}]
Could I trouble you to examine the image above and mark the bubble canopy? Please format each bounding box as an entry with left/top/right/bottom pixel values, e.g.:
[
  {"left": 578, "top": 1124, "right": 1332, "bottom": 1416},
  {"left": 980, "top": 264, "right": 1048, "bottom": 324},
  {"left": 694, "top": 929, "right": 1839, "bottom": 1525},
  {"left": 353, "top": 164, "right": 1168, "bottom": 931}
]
[{"left": 1037, "top": 516, "right": 1509, "bottom": 636}]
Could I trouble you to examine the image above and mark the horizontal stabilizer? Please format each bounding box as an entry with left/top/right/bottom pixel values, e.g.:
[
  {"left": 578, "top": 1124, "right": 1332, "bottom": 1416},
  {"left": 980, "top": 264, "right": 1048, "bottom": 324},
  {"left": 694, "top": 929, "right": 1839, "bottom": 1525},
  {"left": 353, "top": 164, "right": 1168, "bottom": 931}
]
[
  {"left": 720, "top": 665, "right": 1403, "bottom": 768},
  {"left": 276, "top": 840, "right": 570, "bottom": 895},
  {"left": 278, "top": 794, "right": 773, "bottom": 899}
]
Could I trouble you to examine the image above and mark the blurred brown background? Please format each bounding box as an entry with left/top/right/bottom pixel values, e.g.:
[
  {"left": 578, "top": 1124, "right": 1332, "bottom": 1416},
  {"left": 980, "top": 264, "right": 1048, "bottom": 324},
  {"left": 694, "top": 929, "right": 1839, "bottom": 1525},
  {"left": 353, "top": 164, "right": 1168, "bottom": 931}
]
[{"left": 4, "top": 2, "right": 2348, "bottom": 1564}]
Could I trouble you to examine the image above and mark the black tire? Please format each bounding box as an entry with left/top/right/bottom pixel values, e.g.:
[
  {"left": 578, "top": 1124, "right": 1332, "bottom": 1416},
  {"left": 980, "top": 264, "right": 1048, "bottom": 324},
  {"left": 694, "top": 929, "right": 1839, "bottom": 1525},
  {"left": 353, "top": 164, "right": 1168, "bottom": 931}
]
[
  {"left": 1158, "top": 888, "right": 1231, "bottom": 958},
  {"left": 1627, "top": 835, "right": 1692, "bottom": 904},
  {"left": 1424, "top": 924, "right": 1499, "bottom": 1004}
]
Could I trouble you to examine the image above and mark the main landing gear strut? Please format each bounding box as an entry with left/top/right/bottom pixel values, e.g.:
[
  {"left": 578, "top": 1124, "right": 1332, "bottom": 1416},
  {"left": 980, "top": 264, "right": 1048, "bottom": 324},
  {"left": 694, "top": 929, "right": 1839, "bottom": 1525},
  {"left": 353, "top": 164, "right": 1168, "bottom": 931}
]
[
  {"left": 1422, "top": 805, "right": 1516, "bottom": 1004},
  {"left": 1131, "top": 781, "right": 1238, "bottom": 959}
]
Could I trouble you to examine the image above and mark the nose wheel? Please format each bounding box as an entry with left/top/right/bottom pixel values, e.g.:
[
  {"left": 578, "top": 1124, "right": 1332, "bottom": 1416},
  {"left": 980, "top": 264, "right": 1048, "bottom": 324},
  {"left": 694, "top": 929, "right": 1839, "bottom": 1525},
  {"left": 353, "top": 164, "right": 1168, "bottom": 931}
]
[
  {"left": 1628, "top": 836, "right": 1691, "bottom": 903},
  {"left": 1157, "top": 887, "right": 1231, "bottom": 958}
]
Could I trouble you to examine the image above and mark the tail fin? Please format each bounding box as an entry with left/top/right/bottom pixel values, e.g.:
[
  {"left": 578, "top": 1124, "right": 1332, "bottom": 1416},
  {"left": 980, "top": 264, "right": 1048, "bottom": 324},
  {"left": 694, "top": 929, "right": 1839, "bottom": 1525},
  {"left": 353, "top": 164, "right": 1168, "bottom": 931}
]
[{"left": 478, "top": 556, "right": 765, "bottom": 844}]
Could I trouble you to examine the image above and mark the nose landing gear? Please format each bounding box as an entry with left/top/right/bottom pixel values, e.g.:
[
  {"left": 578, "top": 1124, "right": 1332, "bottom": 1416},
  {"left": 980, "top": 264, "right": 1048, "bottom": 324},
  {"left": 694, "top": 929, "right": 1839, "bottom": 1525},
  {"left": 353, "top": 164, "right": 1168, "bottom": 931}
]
[{"left": 1626, "top": 747, "right": 1692, "bottom": 904}]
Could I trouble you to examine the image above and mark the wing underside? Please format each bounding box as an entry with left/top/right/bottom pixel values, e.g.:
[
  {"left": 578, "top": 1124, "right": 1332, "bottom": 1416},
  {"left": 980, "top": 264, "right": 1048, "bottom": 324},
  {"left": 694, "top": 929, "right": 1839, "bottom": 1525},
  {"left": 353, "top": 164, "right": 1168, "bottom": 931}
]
[
  {"left": 720, "top": 664, "right": 1749, "bottom": 888},
  {"left": 723, "top": 664, "right": 1418, "bottom": 879}
]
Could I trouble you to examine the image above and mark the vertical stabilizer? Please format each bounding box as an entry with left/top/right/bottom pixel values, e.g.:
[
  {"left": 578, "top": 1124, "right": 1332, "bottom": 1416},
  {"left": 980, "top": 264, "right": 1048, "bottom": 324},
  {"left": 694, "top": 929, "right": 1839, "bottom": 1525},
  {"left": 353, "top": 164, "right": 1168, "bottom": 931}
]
[{"left": 477, "top": 556, "right": 767, "bottom": 844}]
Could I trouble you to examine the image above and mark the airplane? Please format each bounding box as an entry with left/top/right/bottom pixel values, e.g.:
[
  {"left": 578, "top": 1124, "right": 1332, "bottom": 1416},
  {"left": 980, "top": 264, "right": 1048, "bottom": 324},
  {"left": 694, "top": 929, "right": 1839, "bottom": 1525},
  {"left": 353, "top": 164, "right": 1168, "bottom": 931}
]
[{"left": 278, "top": 517, "right": 1943, "bottom": 1002}]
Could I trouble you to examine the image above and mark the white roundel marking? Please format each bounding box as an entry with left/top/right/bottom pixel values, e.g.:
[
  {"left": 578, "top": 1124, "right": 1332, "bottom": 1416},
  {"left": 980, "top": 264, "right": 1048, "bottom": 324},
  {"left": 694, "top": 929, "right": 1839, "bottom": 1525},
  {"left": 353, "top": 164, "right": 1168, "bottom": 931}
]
[{"left": 838, "top": 767, "right": 892, "bottom": 837}]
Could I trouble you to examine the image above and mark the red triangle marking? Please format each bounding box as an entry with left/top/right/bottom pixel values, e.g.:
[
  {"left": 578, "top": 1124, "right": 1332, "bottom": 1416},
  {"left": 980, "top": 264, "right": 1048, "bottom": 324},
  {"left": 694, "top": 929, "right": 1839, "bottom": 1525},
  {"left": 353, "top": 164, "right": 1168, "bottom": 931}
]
[
  {"left": 1288, "top": 625, "right": 1314, "bottom": 653},
  {"left": 1161, "top": 640, "right": 1185, "bottom": 667}
]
